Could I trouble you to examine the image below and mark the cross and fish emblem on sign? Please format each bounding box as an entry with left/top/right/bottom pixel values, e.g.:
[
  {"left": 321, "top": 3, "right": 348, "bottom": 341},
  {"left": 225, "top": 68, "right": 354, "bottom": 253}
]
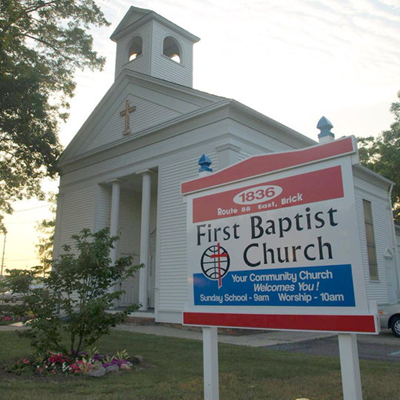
[{"left": 201, "top": 243, "right": 231, "bottom": 288}]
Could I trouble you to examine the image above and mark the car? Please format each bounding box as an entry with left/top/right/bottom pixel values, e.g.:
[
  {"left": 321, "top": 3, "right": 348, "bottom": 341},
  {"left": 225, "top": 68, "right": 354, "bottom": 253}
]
[
  {"left": 378, "top": 303, "right": 400, "bottom": 337},
  {"left": 0, "top": 291, "right": 23, "bottom": 303}
]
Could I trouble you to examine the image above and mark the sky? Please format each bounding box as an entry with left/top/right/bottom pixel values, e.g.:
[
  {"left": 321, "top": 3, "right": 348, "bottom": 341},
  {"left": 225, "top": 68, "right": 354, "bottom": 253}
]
[{"left": 1, "top": 0, "right": 399, "bottom": 272}]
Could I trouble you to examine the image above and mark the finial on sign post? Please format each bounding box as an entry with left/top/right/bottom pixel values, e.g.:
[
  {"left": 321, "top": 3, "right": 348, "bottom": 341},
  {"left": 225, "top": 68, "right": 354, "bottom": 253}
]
[
  {"left": 317, "top": 116, "right": 335, "bottom": 144},
  {"left": 198, "top": 154, "right": 213, "bottom": 177}
]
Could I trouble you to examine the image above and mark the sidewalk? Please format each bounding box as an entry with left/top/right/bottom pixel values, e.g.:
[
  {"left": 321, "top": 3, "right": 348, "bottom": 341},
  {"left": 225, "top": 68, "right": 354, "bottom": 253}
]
[
  {"left": 0, "top": 322, "right": 334, "bottom": 347},
  {"left": 114, "top": 323, "right": 334, "bottom": 347},
  {"left": 0, "top": 322, "right": 26, "bottom": 331}
]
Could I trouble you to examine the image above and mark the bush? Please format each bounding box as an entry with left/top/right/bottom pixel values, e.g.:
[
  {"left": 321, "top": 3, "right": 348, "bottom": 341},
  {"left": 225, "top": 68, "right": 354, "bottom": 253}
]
[{"left": 1, "top": 228, "right": 141, "bottom": 356}]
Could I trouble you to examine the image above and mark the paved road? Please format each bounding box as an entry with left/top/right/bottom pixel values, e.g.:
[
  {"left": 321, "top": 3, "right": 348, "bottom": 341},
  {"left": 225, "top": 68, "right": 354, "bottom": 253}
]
[{"left": 267, "top": 329, "right": 400, "bottom": 362}]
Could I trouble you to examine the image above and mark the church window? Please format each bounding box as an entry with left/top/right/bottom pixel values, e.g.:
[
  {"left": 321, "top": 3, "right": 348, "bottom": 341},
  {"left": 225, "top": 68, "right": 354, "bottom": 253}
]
[
  {"left": 128, "top": 36, "right": 143, "bottom": 61},
  {"left": 363, "top": 199, "right": 379, "bottom": 280},
  {"left": 163, "top": 36, "right": 181, "bottom": 63}
]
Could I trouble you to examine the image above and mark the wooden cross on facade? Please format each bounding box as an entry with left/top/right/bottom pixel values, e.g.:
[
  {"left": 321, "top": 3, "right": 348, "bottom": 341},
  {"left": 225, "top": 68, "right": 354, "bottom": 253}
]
[{"left": 120, "top": 100, "right": 136, "bottom": 136}]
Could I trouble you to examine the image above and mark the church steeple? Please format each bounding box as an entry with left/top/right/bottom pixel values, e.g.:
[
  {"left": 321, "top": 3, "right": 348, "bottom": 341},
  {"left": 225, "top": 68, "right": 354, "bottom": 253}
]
[{"left": 110, "top": 7, "right": 200, "bottom": 87}]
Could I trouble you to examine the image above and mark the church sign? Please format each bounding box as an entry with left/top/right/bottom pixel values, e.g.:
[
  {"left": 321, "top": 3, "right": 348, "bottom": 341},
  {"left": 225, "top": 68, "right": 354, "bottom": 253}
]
[{"left": 181, "top": 137, "right": 378, "bottom": 333}]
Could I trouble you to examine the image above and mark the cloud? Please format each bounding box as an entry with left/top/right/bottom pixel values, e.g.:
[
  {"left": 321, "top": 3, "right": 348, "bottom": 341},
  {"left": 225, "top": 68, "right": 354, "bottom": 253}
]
[{"left": 64, "top": 0, "right": 400, "bottom": 143}]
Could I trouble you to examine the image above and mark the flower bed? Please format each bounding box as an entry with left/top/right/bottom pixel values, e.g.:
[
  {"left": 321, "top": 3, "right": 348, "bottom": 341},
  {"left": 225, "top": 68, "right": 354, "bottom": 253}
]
[
  {"left": 0, "top": 315, "right": 25, "bottom": 325},
  {"left": 0, "top": 312, "right": 35, "bottom": 325},
  {"left": 10, "top": 348, "right": 140, "bottom": 378}
]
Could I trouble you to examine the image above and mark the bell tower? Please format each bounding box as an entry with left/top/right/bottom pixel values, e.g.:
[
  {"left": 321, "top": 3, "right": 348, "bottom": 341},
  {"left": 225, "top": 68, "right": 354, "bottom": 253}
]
[{"left": 110, "top": 7, "right": 200, "bottom": 87}]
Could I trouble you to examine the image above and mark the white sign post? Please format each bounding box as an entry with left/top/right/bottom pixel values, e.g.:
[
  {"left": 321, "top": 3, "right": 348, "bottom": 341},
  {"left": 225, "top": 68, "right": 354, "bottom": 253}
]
[
  {"left": 182, "top": 137, "right": 378, "bottom": 400},
  {"left": 338, "top": 333, "right": 363, "bottom": 399},
  {"left": 202, "top": 326, "right": 219, "bottom": 400}
]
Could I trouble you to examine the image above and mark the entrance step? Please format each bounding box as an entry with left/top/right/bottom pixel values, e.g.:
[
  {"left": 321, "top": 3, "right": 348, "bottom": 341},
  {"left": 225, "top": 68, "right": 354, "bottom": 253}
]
[
  {"left": 126, "top": 311, "right": 155, "bottom": 325},
  {"left": 107, "top": 308, "right": 155, "bottom": 325}
]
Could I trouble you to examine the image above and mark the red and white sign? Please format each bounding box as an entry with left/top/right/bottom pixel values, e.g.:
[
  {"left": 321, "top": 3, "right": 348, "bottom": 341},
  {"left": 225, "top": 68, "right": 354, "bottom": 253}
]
[
  {"left": 193, "top": 166, "right": 343, "bottom": 223},
  {"left": 181, "top": 137, "right": 378, "bottom": 334}
]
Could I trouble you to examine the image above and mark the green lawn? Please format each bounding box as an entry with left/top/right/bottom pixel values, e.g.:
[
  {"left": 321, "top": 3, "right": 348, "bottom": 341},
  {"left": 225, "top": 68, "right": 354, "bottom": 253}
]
[{"left": 0, "top": 329, "right": 398, "bottom": 400}]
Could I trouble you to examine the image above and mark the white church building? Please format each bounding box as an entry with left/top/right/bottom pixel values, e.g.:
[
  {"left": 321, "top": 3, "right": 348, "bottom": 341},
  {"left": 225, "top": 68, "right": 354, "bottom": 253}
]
[{"left": 54, "top": 6, "right": 399, "bottom": 324}]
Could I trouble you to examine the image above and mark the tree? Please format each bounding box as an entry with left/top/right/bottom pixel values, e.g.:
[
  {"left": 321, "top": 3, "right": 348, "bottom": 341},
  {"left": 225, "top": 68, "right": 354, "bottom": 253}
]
[
  {"left": 2, "top": 228, "right": 141, "bottom": 356},
  {"left": 36, "top": 192, "right": 56, "bottom": 269},
  {"left": 358, "top": 90, "right": 400, "bottom": 221},
  {"left": 0, "top": 0, "right": 110, "bottom": 229}
]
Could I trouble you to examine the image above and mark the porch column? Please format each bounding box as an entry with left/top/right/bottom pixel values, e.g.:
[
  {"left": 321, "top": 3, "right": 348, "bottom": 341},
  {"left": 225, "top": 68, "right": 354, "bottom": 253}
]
[
  {"left": 138, "top": 170, "right": 152, "bottom": 310},
  {"left": 109, "top": 180, "right": 121, "bottom": 264}
]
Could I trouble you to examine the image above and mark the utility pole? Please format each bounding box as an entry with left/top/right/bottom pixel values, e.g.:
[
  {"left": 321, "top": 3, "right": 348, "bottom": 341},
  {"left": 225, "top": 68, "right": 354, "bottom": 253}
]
[{"left": 1, "top": 230, "right": 6, "bottom": 277}]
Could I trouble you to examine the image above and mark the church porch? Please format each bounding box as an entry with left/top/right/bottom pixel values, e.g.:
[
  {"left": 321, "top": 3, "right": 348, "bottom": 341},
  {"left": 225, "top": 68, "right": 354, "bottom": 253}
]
[{"left": 98, "top": 169, "right": 159, "bottom": 313}]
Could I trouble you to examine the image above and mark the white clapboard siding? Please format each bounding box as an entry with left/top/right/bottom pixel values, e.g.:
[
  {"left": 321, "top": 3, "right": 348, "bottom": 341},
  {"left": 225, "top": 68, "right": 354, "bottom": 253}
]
[
  {"left": 52, "top": 187, "right": 96, "bottom": 310},
  {"left": 355, "top": 195, "right": 390, "bottom": 304},
  {"left": 114, "top": 16, "right": 194, "bottom": 86},
  {"left": 57, "top": 186, "right": 95, "bottom": 252},
  {"left": 397, "top": 236, "right": 400, "bottom": 269},
  {"left": 238, "top": 152, "right": 250, "bottom": 162},
  {"left": 95, "top": 184, "right": 111, "bottom": 231},
  {"left": 115, "top": 21, "right": 152, "bottom": 79},
  {"left": 397, "top": 227, "right": 400, "bottom": 263},
  {"left": 151, "top": 21, "right": 193, "bottom": 87},
  {"left": 157, "top": 154, "right": 216, "bottom": 314}
]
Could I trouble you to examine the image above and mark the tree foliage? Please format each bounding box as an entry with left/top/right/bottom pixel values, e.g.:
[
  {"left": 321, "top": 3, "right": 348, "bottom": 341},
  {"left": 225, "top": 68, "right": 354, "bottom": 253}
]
[
  {"left": 1, "top": 228, "right": 141, "bottom": 356},
  {"left": 0, "top": 0, "right": 110, "bottom": 228},
  {"left": 36, "top": 192, "right": 56, "bottom": 268},
  {"left": 358, "top": 90, "right": 400, "bottom": 221}
]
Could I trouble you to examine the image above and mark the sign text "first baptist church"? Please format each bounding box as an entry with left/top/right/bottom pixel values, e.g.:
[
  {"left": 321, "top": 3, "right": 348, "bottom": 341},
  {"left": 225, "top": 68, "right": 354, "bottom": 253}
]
[{"left": 196, "top": 205, "right": 339, "bottom": 267}]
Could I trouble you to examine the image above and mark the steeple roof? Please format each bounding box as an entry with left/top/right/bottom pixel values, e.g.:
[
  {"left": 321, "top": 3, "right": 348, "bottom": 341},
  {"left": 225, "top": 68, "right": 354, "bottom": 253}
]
[{"left": 110, "top": 6, "right": 200, "bottom": 43}]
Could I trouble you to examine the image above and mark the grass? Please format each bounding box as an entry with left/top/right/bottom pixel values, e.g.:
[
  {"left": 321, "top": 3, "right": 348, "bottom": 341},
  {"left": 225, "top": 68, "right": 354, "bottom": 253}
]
[{"left": 0, "top": 329, "right": 399, "bottom": 400}]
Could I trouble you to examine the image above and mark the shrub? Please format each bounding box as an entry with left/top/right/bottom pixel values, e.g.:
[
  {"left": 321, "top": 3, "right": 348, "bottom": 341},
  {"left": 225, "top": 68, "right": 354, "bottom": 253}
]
[{"left": 2, "top": 228, "right": 141, "bottom": 356}]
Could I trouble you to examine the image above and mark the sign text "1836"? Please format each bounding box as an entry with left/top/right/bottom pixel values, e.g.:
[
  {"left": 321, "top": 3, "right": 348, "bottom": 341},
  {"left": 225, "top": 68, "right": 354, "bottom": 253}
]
[{"left": 233, "top": 185, "right": 282, "bottom": 205}]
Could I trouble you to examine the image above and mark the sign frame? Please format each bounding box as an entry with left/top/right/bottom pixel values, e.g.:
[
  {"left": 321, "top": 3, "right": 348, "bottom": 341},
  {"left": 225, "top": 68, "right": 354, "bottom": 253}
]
[{"left": 182, "top": 137, "right": 378, "bottom": 335}]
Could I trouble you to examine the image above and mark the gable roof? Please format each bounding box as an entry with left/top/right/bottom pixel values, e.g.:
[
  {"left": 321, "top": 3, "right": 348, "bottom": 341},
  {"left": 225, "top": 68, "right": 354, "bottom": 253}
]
[
  {"left": 110, "top": 6, "right": 200, "bottom": 43},
  {"left": 58, "top": 70, "right": 225, "bottom": 166}
]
